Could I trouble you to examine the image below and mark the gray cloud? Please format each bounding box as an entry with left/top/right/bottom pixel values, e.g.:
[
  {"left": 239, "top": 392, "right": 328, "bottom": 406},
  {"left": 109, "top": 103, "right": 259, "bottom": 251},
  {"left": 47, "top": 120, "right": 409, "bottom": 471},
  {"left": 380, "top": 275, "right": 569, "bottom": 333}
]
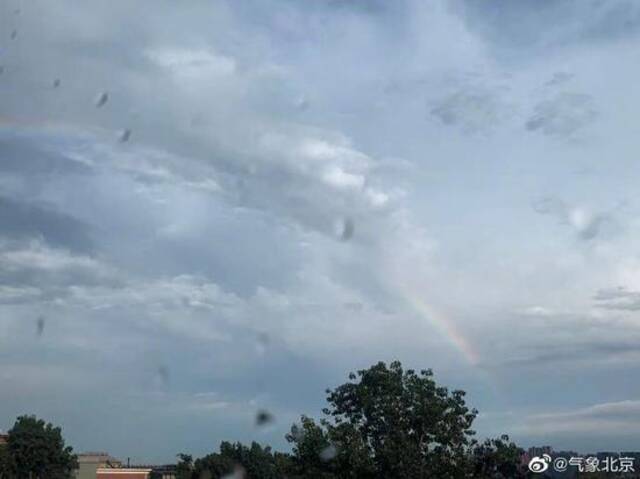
[
  {"left": 594, "top": 287, "right": 640, "bottom": 311},
  {"left": 532, "top": 196, "right": 618, "bottom": 241},
  {"left": 0, "top": 196, "right": 94, "bottom": 253},
  {"left": 525, "top": 92, "right": 598, "bottom": 139},
  {"left": 430, "top": 88, "right": 510, "bottom": 134},
  {"left": 454, "top": 0, "right": 640, "bottom": 54},
  {"left": 2, "top": 0, "right": 640, "bottom": 461}
]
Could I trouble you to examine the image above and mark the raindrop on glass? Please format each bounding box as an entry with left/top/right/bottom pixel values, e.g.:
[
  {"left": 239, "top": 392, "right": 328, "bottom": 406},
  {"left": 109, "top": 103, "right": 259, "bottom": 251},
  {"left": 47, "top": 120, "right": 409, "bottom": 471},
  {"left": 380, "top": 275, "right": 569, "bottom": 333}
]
[
  {"left": 335, "top": 217, "right": 354, "bottom": 241},
  {"left": 157, "top": 365, "right": 169, "bottom": 386},
  {"left": 319, "top": 444, "right": 337, "bottom": 462},
  {"left": 36, "top": 316, "right": 45, "bottom": 337},
  {"left": 255, "top": 409, "right": 274, "bottom": 427},
  {"left": 119, "top": 128, "right": 132, "bottom": 143},
  {"left": 95, "top": 91, "right": 109, "bottom": 108}
]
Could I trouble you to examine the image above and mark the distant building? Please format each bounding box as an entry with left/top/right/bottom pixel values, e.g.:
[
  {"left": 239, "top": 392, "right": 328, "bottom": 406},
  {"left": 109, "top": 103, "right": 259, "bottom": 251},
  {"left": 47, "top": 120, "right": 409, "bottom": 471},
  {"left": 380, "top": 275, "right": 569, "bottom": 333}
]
[
  {"left": 75, "top": 452, "right": 122, "bottom": 479},
  {"left": 528, "top": 445, "right": 553, "bottom": 458},
  {"left": 0, "top": 433, "right": 8, "bottom": 446},
  {"left": 96, "top": 468, "right": 152, "bottom": 479},
  {"left": 137, "top": 465, "right": 177, "bottom": 479}
]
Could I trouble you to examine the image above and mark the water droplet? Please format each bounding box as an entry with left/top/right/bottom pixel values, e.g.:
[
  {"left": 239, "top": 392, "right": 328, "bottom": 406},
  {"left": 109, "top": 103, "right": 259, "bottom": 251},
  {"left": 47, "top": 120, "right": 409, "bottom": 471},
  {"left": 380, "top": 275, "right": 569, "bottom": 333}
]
[
  {"left": 95, "top": 91, "right": 109, "bottom": 108},
  {"left": 36, "top": 316, "right": 45, "bottom": 337},
  {"left": 255, "top": 332, "right": 269, "bottom": 355},
  {"left": 221, "top": 465, "right": 246, "bottom": 479},
  {"left": 255, "top": 409, "right": 274, "bottom": 427},
  {"left": 52, "top": 78, "right": 61, "bottom": 88},
  {"left": 295, "top": 95, "right": 309, "bottom": 111},
  {"left": 157, "top": 365, "right": 169, "bottom": 386},
  {"left": 290, "top": 423, "right": 305, "bottom": 442},
  {"left": 335, "top": 217, "right": 354, "bottom": 241},
  {"left": 119, "top": 128, "right": 131, "bottom": 143},
  {"left": 10, "top": 30, "right": 17, "bottom": 40},
  {"left": 319, "top": 444, "right": 337, "bottom": 461}
]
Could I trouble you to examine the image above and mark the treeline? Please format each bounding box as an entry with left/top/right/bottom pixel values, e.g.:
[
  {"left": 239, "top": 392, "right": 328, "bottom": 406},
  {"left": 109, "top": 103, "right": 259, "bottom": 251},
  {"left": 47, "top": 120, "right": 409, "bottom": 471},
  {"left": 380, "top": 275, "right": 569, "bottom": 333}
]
[
  {"left": 173, "top": 361, "right": 529, "bottom": 479},
  {"left": 1, "top": 361, "right": 531, "bottom": 479}
]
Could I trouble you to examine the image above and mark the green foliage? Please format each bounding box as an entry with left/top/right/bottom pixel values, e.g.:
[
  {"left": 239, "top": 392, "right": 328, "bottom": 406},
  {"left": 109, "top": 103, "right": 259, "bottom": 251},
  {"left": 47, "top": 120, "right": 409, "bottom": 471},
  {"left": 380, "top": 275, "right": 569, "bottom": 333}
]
[
  {"left": 176, "top": 361, "right": 526, "bottom": 478},
  {"left": 0, "top": 361, "right": 525, "bottom": 479},
  {"left": 175, "top": 453, "right": 194, "bottom": 479},
  {"left": 3, "top": 415, "right": 77, "bottom": 479},
  {"left": 326, "top": 360, "right": 477, "bottom": 478},
  {"left": 285, "top": 361, "right": 523, "bottom": 479},
  {"left": 470, "top": 435, "right": 527, "bottom": 479},
  {"left": 192, "top": 441, "right": 287, "bottom": 479},
  {"left": 285, "top": 416, "right": 339, "bottom": 478},
  {"left": 0, "top": 444, "right": 14, "bottom": 479}
]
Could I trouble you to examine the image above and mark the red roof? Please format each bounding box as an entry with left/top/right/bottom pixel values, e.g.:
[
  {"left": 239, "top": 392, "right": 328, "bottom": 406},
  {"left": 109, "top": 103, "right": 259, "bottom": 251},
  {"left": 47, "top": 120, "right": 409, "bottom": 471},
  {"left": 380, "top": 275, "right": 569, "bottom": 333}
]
[{"left": 96, "top": 468, "right": 151, "bottom": 479}]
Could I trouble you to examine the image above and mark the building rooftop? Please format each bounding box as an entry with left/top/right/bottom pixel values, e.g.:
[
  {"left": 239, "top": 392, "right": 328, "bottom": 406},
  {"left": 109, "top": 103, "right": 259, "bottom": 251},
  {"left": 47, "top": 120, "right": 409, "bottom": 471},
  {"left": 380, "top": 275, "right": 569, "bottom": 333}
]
[
  {"left": 96, "top": 468, "right": 152, "bottom": 479},
  {"left": 77, "top": 452, "right": 122, "bottom": 466}
]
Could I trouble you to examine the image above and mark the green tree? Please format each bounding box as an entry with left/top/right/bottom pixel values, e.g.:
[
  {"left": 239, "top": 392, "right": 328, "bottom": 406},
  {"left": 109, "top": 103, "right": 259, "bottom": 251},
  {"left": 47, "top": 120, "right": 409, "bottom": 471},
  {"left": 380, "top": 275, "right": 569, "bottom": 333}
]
[
  {"left": 327, "top": 361, "right": 476, "bottom": 478},
  {"left": 193, "top": 441, "right": 288, "bottom": 479},
  {"left": 181, "top": 361, "right": 526, "bottom": 478},
  {"left": 286, "top": 416, "right": 338, "bottom": 478},
  {"left": 175, "top": 453, "right": 194, "bottom": 479},
  {"left": 470, "top": 435, "right": 527, "bottom": 478},
  {"left": 5, "top": 415, "right": 78, "bottom": 479},
  {"left": 0, "top": 443, "right": 14, "bottom": 479},
  {"left": 287, "top": 361, "right": 524, "bottom": 479}
]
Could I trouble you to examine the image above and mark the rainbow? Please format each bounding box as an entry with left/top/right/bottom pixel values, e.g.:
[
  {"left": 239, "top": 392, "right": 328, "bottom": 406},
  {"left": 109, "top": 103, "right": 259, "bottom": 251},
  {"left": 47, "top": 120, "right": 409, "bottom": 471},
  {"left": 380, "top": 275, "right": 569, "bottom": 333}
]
[{"left": 401, "top": 290, "right": 480, "bottom": 365}]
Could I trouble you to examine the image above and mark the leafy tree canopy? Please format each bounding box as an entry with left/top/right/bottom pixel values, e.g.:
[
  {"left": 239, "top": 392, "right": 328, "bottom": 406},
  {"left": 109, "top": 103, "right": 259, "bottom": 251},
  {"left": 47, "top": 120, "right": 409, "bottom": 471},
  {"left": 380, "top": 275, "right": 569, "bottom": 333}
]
[
  {"left": 285, "top": 361, "right": 527, "bottom": 479},
  {"left": 3, "top": 415, "right": 77, "bottom": 479}
]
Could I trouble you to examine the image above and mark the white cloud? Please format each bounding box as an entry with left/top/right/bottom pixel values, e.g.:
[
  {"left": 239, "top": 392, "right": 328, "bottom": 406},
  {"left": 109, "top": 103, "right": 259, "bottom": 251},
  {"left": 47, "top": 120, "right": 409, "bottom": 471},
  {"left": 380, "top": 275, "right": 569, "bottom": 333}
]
[{"left": 146, "top": 48, "right": 237, "bottom": 77}]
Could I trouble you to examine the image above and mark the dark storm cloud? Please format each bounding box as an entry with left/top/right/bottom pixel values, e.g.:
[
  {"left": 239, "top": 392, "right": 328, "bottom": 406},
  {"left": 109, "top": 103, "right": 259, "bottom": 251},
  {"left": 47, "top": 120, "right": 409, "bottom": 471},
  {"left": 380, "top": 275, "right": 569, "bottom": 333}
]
[
  {"left": 0, "top": 196, "right": 94, "bottom": 253},
  {"left": 0, "top": 136, "right": 92, "bottom": 177},
  {"left": 594, "top": 287, "right": 640, "bottom": 311}
]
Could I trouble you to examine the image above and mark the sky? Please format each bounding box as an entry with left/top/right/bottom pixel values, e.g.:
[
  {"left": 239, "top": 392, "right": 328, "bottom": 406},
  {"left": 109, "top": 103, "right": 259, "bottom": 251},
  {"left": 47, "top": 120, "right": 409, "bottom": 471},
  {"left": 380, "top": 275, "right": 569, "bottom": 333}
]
[{"left": 1, "top": 0, "right": 640, "bottom": 463}]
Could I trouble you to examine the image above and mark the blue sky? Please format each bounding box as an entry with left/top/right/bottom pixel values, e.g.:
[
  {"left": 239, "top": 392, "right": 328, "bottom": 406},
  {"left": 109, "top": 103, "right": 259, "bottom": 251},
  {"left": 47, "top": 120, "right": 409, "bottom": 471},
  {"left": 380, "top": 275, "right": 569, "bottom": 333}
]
[{"left": 2, "top": 0, "right": 640, "bottom": 463}]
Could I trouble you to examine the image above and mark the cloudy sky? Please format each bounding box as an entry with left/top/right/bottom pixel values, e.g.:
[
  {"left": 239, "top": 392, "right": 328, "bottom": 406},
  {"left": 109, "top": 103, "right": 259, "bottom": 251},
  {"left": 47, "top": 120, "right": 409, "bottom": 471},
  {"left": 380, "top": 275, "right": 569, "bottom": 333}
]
[{"left": 2, "top": 0, "right": 640, "bottom": 463}]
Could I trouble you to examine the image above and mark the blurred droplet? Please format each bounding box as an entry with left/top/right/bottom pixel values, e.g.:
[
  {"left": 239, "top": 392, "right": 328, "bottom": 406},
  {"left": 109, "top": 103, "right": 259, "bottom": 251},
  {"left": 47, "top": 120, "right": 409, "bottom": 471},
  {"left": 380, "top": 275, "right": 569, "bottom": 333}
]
[
  {"left": 13, "top": 8, "right": 20, "bottom": 15},
  {"left": 255, "top": 409, "right": 274, "bottom": 427},
  {"left": 335, "top": 217, "right": 354, "bottom": 241},
  {"left": 10, "top": 30, "right": 17, "bottom": 40},
  {"left": 295, "top": 95, "right": 309, "bottom": 111},
  {"left": 36, "top": 316, "right": 45, "bottom": 337},
  {"left": 119, "top": 128, "right": 132, "bottom": 143},
  {"left": 290, "top": 423, "right": 305, "bottom": 442},
  {"left": 52, "top": 78, "right": 61, "bottom": 88},
  {"left": 157, "top": 365, "right": 169, "bottom": 386},
  {"left": 255, "top": 332, "right": 269, "bottom": 355},
  {"left": 0, "top": 66, "right": 4, "bottom": 75},
  {"left": 319, "top": 444, "right": 337, "bottom": 462},
  {"left": 221, "top": 465, "right": 246, "bottom": 479},
  {"left": 95, "top": 91, "right": 109, "bottom": 108}
]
